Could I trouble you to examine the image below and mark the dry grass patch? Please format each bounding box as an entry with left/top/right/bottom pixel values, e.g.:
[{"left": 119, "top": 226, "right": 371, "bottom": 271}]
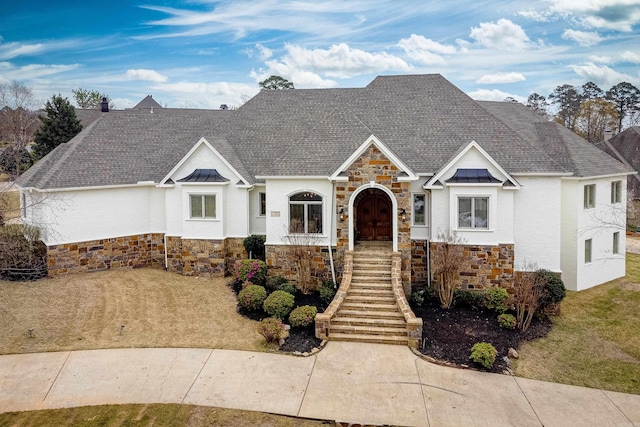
[
  {"left": 0, "top": 268, "right": 266, "bottom": 355},
  {"left": 0, "top": 189, "right": 20, "bottom": 223},
  {"left": 514, "top": 253, "right": 640, "bottom": 394},
  {"left": 0, "top": 404, "right": 331, "bottom": 426}
]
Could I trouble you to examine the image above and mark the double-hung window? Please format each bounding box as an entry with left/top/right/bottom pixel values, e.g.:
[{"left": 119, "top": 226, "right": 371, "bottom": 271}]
[
  {"left": 458, "top": 197, "right": 488, "bottom": 229},
  {"left": 413, "top": 194, "right": 426, "bottom": 226},
  {"left": 584, "top": 184, "right": 596, "bottom": 209},
  {"left": 190, "top": 194, "right": 216, "bottom": 219},
  {"left": 289, "top": 192, "right": 323, "bottom": 234},
  {"left": 611, "top": 181, "right": 622, "bottom": 204}
]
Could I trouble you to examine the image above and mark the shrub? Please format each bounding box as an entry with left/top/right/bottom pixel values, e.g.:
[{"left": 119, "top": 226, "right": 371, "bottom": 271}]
[
  {"left": 240, "top": 280, "right": 253, "bottom": 290},
  {"left": 278, "top": 282, "right": 297, "bottom": 296},
  {"left": 289, "top": 305, "right": 318, "bottom": 328},
  {"left": 410, "top": 288, "right": 426, "bottom": 307},
  {"left": 237, "top": 285, "right": 267, "bottom": 311},
  {"left": 319, "top": 280, "right": 336, "bottom": 304},
  {"left": 243, "top": 235, "right": 266, "bottom": 261},
  {"left": 454, "top": 289, "right": 485, "bottom": 310},
  {"left": 266, "top": 275, "right": 288, "bottom": 291},
  {"left": 497, "top": 313, "right": 517, "bottom": 329},
  {"left": 431, "top": 229, "right": 466, "bottom": 309},
  {"left": 263, "top": 290, "right": 295, "bottom": 319},
  {"left": 537, "top": 269, "right": 566, "bottom": 311},
  {"left": 484, "top": 287, "right": 510, "bottom": 313},
  {"left": 258, "top": 318, "right": 288, "bottom": 343},
  {"left": 234, "top": 259, "right": 267, "bottom": 286},
  {"left": 469, "top": 342, "right": 497, "bottom": 370}
]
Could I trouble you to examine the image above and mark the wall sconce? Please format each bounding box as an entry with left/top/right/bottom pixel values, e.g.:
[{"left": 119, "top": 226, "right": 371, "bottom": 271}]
[
  {"left": 400, "top": 208, "right": 406, "bottom": 222},
  {"left": 339, "top": 207, "right": 345, "bottom": 222}
]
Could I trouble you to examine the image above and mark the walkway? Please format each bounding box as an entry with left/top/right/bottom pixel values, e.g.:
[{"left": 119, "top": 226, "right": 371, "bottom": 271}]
[{"left": 1, "top": 342, "right": 638, "bottom": 426}]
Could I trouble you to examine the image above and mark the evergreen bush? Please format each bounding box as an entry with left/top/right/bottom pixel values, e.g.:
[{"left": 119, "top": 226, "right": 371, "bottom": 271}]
[{"left": 263, "top": 290, "right": 295, "bottom": 319}]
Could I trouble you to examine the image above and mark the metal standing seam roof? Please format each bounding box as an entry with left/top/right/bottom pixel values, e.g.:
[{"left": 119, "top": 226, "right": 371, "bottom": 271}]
[{"left": 16, "top": 74, "right": 634, "bottom": 191}]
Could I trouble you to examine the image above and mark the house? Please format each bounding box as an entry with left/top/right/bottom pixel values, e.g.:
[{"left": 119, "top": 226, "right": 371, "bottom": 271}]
[{"left": 16, "top": 74, "right": 633, "bottom": 292}]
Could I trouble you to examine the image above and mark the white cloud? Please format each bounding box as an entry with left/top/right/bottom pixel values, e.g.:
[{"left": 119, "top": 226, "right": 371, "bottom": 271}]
[
  {"left": 544, "top": 0, "right": 640, "bottom": 31},
  {"left": 621, "top": 51, "right": 640, "bottom": 63},
  {"left": 561, "top": 29, "right": 602, "bottom": 46},
  {"left": 150, "top": 81, "right": 258, "bottom": 109},
  {"left": 0, "top": 42, "right": 44, "bottom": 60},
  {"left": 569, "top": 62, "right": 637, "bottom": 87},
  {"left": 125, "top": 69, "right": 168, "bottom": 82},
  {"left": 255, "top": 43, "right": 273, "bottom": 60},
  {"left": 589, "top": 55, "right": 612, "bottom": 63},
  {"left": 476, "top": 72, "right": 526, "bottom": 84},
  {"left": 397, "top": 34, "right": 456, "bottom": 66},
  {"left": 469, "top": 19, "right": 532, "bottom": 51},
  {"left": 467, "top": 88, "right": 526, "bottom": 103},
  {"left": 517, "top": 9, "right": 552, "bottom": 22}
]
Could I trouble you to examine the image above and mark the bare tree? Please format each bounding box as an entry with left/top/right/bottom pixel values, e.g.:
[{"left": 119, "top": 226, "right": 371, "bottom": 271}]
[
  {"left": 281, "top": 224, "right": 322, "bottom": 294},
  {"left": 431, "top": 229, "right": 466, "bottom": 309},
  {"left": 512, "top": 261, "right": 544, "bottom": 332}
]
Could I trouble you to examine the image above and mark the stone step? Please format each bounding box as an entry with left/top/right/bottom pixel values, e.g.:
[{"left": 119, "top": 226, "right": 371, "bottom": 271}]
[
  {"left": 347, "top": 288, "right": 394, "bottom": 297},
  {"left": 351, "top": 274, "right": 392, "bottom": 283},
  {"left": 345, "top": 295, "right": 396, "bottom": 304},
  {"left": 340, "top": 302, "right": 398, "bottom": 312},
  {"left": 336, "top": 309, "right": 405, "bottom": 319},
  {"left": 350, "top": 281, "right": 394, "bottom": 289},
  {"left": 352, "top": 268, "right": 391, "bottom": 275},
  {"left": 329, "top": 324, "right": 407, "bottom": 336},
  {"left": 332, "top": 316, "right": 406, "bottom": 328},
  {"left": 328, "top": 332, "right": 408, "bottom": 345}
]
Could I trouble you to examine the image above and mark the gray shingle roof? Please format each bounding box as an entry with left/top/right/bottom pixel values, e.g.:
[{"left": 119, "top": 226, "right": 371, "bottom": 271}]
[{"left": 17, "top": 74, "right": 633, "bottom": 190}]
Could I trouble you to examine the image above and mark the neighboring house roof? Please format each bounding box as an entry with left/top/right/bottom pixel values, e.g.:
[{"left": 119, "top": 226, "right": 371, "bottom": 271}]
[
  {"left": 131, "top": 95, "right": 163, "bottom": 110},
  {"left": 17, "top": 74, "right": 633, "bottom": 190},
  {"left": 598, "top": 126, "right": 640, "bottom": 198}
]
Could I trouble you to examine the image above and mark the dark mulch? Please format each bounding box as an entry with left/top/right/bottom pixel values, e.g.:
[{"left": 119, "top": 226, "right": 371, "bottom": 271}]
[{"left": 412, "top": 299, "right": 552, "bottom": 373}]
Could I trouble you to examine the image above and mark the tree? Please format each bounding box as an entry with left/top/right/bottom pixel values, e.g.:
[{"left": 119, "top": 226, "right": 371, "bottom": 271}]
[
  {"left": 32, "top": 95, "right": 82, "bottom": 160},
  {"left": 606, "top": 82, "right": 640, "bottom": 133},
  {"left": 575, "top": 98, "right": 617, "bottom": 143},
  {"left": 549, "top": 84, "right": 581, "bottom": 130},
  {"left": 503, "top": 96, "right": 520, "bottom": 103},
  {"left": 580, "top": 81, "right": 603, "bottom": 101},
  {"left": 0, "top": 81, "right": 39, "bottom": 178},
  {"left": 526, "top": 93, "right": 548, "bottom": 116},
  {"left": 259, "top": 75, "right": 295, "bottom": 90},
  {"left": 431, "top": 229, "right": 466, "bottom": 309},
  {"left": 72, "top": 87, "right": 111, "bottom": 109}
]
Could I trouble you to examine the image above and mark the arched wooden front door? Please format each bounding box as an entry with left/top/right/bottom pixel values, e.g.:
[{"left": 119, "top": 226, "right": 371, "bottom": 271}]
[{"left": 356, "top": 189, "right": 392, "bottom": 241}]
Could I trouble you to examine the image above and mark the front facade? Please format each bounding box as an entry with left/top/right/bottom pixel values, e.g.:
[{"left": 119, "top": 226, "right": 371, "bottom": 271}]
[{"left": 17, "top": 75, "right": 632, "bottom": 292}]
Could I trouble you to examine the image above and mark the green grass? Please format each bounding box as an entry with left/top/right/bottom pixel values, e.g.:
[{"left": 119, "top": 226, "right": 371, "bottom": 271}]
[
  {"left": 514, "top": 253, "right": 640, "bottom": 394},
  {"left": 0, "top": 404, "right": 330, "bottom": 427}
]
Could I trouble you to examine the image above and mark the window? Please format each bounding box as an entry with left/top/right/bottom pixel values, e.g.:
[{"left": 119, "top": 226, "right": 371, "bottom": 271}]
[
  {"left": 613, "top": 232, "right": 620, "bottom": 255},
  {"left": 585, "top": 239, "right": 592, "bottom": 263},
  {"left": 611, "top": 181, "right": 622, "bottom": 204},
  {"left": 259, "top": 192, "right": 266, "bottom": 216},
  {"left": 289, "top": 192, "right": 323, "bottom": 234},
  {"left": 458, "top": 197, "right": 488, "bottom": 229},
  {"left": 413, "top": 193, "right": 426, "bottom": 226},
  {"left": 584, "top": 184, "right": 596, "bottom": 209},
  {"left": 190, "top": 194, "right": 216, "bottom": 219}
]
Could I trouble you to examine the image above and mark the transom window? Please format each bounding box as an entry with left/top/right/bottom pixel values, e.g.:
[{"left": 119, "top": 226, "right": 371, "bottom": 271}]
[
  {"left": 259, "top": 192, "right": 266, "bottom": 216},
  {"left": 413, "top": 193, "right": 426, "bottom": 226},
  {"left": 458, "top": 197, "right": 488, "bottom": 229},
  {"left": 289, "top": 192, "right": 323, "bottom": 234},
  {"left": 584, "top": 184, "right": 596, "bottom": 209},
  {"left": 611, "top": 181, "right": 622, "bottom": 204},
  {"left": 190, "top": 194, "right": 216, "bottom": 219}
]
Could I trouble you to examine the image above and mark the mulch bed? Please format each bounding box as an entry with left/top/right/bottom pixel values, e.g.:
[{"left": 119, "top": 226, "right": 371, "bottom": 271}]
[
  {"left": 412, "top": 299, "right": 552, "bottom": 373},
  {"left": 230, "top": 280, "right": 552, "bottom": 370}
]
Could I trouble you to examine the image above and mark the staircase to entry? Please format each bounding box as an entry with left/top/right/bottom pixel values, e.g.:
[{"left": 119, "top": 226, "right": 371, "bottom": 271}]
[{"left": 314, "top": 242, "right": 423, "bottom": 348}]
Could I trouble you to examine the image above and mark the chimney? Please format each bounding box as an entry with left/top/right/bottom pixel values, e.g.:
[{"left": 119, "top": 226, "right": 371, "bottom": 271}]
[{"left": 101, "top": 97, "right": 109, "bottom": 113}]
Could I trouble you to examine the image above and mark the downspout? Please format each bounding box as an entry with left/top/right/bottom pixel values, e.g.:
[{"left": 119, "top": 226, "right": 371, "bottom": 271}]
[
  {"left": 328, "top": 178, "right": 337, "bottom": 285},
  {"left": 164, "top": 233, "right": 168, "bottom": 271}
]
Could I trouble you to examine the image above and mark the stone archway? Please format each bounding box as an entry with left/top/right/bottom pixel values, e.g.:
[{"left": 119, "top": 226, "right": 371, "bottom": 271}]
[
  {"left": 354, "top": 188, "right": 392, "bottom": 241},
  {"left": 348, "top": 183, "right": 398, "bottom": 252}
]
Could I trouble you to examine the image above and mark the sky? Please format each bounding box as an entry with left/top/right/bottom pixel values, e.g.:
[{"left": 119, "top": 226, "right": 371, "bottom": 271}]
[{"left": 1, "top": 0, "right": 639, "bottom": 110}]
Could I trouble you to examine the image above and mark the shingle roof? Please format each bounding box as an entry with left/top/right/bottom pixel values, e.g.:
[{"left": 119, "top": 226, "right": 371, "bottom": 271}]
[{"left": 17, "top": 74, "right": 633, "bottom": 190}]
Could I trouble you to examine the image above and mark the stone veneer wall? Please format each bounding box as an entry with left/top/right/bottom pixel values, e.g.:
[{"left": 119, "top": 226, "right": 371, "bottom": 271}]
[
  {"left": 265, "top": 244, "right": 337, "bottom": 288},
  {"left": 411, "top": 240, "right": 429, "bottom": 286},
  {"left": 47, "top": 233, "right": 165, "bottom": 276},
  {"left": 335, "top": 144, "right": 412, "bottom": 295},
  {"left": 166, "top": 237, "right": 246, "bottom": 277},
  {"left": 429, "top": 242, "right": 515, "bottom": 290}
]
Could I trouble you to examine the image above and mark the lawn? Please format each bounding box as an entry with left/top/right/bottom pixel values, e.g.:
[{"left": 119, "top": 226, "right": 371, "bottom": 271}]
[
  {"left": 514, "top": 253, "right": 640, "bottom": 394},
  {"left": 0, "top": 268, "right": 266, "bottom": 355}
]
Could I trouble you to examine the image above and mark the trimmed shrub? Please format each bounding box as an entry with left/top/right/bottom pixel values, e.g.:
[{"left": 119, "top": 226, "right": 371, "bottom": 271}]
[
  {"left": 243, "top": 235, "right": 266, "bottom": 260},
  {"left": 289, "top": 305, "right": 318, "bottom": 328},
  {"left": 537, "top": 269, "right": 566, "bottom": 311},
  {"left": 454, "top": 289, "right": 485, "bottom": 310},
  {"left": 319, "top": 280, "right": 336, "bottom": 304},
  {"left": 278, "top": 282, "right": 297, "bottom": 296},
  {"left": 240, "top": 280, "right": 253, "bottom": 290},
  {"left": 497, "top": 313, "right": 517, "bottom": 329},
  {"left": 258, "top": 318, "right": 288, "bottom": 343},
  {"left": 266, "top": 275, "right": 288, "bottom": 291},
  {"left": 469, "top": 342, "right": 497, "bottom": 370},
  {"left": 237, "top": 285, "right": 267, "bottom": 311},
  {"left": 263, "top": 290, "right": 295, "bottom": 319},
  {"left": 485, "top": 287, "right": 510, "bottom": 313},
  {"left": 234, "top": 259, "right": 267, "bottom": 286}
]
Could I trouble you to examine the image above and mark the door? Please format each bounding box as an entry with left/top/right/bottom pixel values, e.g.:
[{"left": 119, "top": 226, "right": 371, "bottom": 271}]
[{"left": 356, "top": 191, "right": 392, "bottom": 241}]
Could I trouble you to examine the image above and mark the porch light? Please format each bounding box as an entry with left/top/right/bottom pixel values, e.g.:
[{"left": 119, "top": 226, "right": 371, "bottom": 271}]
[
  {"left": 339, "top": 207, "right": 345, "bottom": 222},
  {"left": 400, "top": 208, "right": 406, "bottom": 222}
]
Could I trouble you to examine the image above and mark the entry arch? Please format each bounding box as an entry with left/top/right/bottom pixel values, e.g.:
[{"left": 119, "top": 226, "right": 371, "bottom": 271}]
[{"left": 348, "top": 182, "right": 398, "bottom": 252}]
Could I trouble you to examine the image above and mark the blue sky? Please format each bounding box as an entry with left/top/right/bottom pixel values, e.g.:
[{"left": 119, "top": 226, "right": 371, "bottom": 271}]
[{"left": 1, "top": 0, "right": 639, "bottom": 109}]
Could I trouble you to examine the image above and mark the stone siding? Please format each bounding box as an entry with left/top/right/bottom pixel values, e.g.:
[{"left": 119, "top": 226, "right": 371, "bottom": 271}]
[
  {"left": 47, "top": 233, "right": 164, "bottom": 276},
  {"left": 265, "top": 244, "right": 338, "bottom": 289},
  {"left": 430, "top": 242, "right": 515, "bottom": 290},
  {"left": 411, "top": 240, "right": 429, "bottom": 285},
  {"left": 166, "top": 237, "right": 247, "bottom": 277}
]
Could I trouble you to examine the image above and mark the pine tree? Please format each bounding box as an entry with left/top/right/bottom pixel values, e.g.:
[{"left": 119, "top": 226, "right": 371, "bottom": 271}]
[{"left": 32, "top": 95, "right": 82, "bottom": 160}]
